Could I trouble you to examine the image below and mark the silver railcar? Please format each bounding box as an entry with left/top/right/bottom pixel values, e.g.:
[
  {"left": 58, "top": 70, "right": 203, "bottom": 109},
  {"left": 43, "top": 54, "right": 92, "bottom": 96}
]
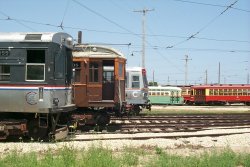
[
  {"left": 0, "top": 32, "right": 75, "bottom": 140},
  {"left": 125, "top": 67, "right": 151, "bottom": 115}
]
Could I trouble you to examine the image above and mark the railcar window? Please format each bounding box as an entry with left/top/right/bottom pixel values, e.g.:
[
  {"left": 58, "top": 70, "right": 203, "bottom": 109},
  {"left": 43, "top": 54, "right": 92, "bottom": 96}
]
[
  {"left": 219, "top": 89, "right": 223, "bottom": 96},
  {"left": 238, "top": 89, "right": 243, "bottom": 96},
  {"left": 27, "top": 50, "right": 45, "bottom": 63},
  {"left": 233, "top": 89, "right": 237, "bottom": 95},
  {"left": 103, "top": 71, "right": 114, "bottom": 82},
  {"left": 119, "top": 63, "right": 123, "bottom": 77},
  {"left": 89, "top": 62, "right": 98, "bottom": 82},
  {"left": 209, "top": 89, "right": 213, "bottom": 95},
  {"left": 125, "top": 72, "right": 129, "bottom": 88},
  {"left": 247, "top": 89, "right": 250, "bottom": 96},
  {"left": 26, "top": 64, "right": 45, "bottom": 81},
  {"left": 243, "top": 89, "right": 247, "bottom": 96},
  {"left": 0, "top": 65, "right": 10, "bottom": 81},
  {"left": 214, "top": 89, "right": 218, "bottom": 95},
  {"left": 171, "top": 91, "right": 174, "bottom": 96},
  {"left": 26, "top": 50, "right": 45, "bottom": 81},
  {"left": 73, "top": 62, "right": 81, "bottom": 82},
  {"left": 228, "top": 89, "right": 232, "bottom": 95},
  {"left": 224, "top": 89, "right": 228, "bottom": 95},
  {"left": 132, "top": 75, "right": 140, "bottom": 88}
]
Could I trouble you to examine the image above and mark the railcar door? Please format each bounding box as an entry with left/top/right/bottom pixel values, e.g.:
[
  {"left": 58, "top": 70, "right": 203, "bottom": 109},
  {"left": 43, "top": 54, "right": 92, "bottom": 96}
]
[{"left": 102, "top": 61, "right": 114, "bottom": 100}]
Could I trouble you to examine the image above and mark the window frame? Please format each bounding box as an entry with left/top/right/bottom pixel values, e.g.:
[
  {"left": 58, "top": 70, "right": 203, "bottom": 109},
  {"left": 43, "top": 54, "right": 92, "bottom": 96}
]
[
  {"left": 25, "top": 63, "right": 45, "bottom": 82},
  {"left": 89, "top": 62, "right": 99, "bottom": 83},
  {"left": 131, "top": 75, "right": 140, "bottom": 88},
  {"left": 0, "top": 65, "right": 10, "bottom": 81},
  {"left": 73, "top": 62, "right": 81, "bottom": 83}
]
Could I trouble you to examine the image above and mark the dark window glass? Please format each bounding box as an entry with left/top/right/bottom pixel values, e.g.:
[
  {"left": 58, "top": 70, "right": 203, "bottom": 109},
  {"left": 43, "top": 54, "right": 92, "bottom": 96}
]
[
  {"left": 26, "top": 65, "right": 44, "bottom": 81},
  {"left": 119, "top": 63, "right": 123, "bottom": 77},
  {"left": 26, "top": 50, "right": 45, "bottom": 81},
  {"left": 73, "top": 62, "right": 81, "bottom": 82},
  {"left": 27, "top": 50, "right": 45, "bottom": 63},
  {"left": 132, "top": 75, "right": 140, "bottom": 88},
  {"left": 125, "top": 72, "right": 129, "bottom": 88},
  {"left": 89, "top": 62, "right": 98, "bottom": 82},
  {"left": 0, "top": 65, "right": 10, "bottom": 81}
]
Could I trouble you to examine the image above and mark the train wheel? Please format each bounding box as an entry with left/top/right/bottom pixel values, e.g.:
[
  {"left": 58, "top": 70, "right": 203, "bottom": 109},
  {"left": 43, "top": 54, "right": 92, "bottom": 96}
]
[
  {"left": 28, "top": 119, "right": 48, "bottom": 141},
  {"left": 95, "top": 112, "right": 110, "bottom": 126},
  {"left": 130, "top": 105, "right": 140, "bottom": 116},
  {"left": 135, "top": 105, "right": 141, "bottom": 115}
]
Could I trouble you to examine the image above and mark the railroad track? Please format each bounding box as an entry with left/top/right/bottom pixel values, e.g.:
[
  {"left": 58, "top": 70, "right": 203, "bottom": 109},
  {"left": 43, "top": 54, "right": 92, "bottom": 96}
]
[
  {"left": 96, "top": 113, "right": 250, "bottom": 133},
  {"left": 68, "top": 113, "right": 250, "bottom": 141},
  {"left": 70, "top": 130, "right": 250, "bottom": 141}
]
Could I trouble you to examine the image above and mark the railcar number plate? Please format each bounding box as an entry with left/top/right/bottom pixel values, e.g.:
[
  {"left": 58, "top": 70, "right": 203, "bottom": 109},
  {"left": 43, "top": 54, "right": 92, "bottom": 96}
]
[{"left": 0, "top": 125, "right": 5, "bottom": 131}]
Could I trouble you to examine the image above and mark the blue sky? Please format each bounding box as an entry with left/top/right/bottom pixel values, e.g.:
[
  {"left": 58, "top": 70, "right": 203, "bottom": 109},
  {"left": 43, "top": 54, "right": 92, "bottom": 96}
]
[{"left": 0, "top": 0, "right": 249, "bottom": 85}]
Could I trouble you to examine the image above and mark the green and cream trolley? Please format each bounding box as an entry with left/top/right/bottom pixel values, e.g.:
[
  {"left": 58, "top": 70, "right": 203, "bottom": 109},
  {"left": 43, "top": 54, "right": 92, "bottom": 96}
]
[{"left": 148, "top": 86, "right": 184, "bottom": 105}]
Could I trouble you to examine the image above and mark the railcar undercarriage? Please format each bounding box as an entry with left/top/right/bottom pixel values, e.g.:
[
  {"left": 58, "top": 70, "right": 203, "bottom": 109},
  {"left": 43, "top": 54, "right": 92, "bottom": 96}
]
[{"left": 0, "top": 112, "right": 69, "bottom": 141}]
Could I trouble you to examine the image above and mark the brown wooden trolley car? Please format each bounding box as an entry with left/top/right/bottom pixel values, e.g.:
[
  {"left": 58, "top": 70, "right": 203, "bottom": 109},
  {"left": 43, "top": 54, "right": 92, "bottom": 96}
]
[{"left": 72, "top": 44, "right": 127, "bottom": 125}]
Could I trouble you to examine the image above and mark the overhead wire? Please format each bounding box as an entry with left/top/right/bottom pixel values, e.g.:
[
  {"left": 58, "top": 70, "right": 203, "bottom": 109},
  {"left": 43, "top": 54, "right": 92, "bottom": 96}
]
[
  {"left": 71, "top": 0, "right": 138, "bottom": 36},
  {"left": 0, "top": 2, "right": 247, "bottom": 84},
  {"left": 0, "top": 10, "right": 249, "bottom": 44},
  {"left": 71, "top": 0, "right": 187, "bottom": 73},
  {"left": 59, "top": 0, "right": 71, "bottom": 30},
  {"left": 130, "top": 44, "right": 250, "bottom": 53},
  {"left": 0, "top": 10, "right": 36, "bottom": 31},
  {"left": 166, "top": 0, "right": 239, "bottom": 49},
  {"left": 0, "top": 1, "right": 248, "bottom": 55},
  {"left": 169, "top": 0, "right": 250, "bottom": 13},
  {"left": 1, "top": 14, "right": 248, "bottom": 53},
  {"left": 147, "top": 26, "right": 184, "bottom": 73}
]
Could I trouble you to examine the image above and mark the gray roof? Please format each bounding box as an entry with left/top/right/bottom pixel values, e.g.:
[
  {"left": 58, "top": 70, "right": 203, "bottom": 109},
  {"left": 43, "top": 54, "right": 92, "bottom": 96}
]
[
  {"left": 0, "top": 32, "right": 73, "bottom": 49},
  {"left": 73, "top": 44, "right": 126, "bottom": 59}
]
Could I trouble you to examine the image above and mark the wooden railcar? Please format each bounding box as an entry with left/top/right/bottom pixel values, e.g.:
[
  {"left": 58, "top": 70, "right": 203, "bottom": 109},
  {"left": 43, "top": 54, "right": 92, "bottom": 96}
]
[
  {"left": 72, "top": 44, "right": 126, "bottom": 124},
  {"left": 192, "top": 84, "right": 250, "bottom": 105}
]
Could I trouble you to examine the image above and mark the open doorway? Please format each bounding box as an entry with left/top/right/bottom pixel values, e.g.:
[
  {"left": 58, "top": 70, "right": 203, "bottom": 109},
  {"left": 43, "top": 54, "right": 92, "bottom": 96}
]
[{"left": 102, "top": 60, "right": 114, "bottom": 100}]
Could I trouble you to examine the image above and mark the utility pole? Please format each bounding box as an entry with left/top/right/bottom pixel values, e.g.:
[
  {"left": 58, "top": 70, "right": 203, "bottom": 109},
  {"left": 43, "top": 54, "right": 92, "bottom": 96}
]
[
  {"left": 134, "top": 8, "right": 154, "bottom": 68},
  {"left": 182, "top": 55, "right": 192, "bottom": 85},
  {"left": 247, "top": 73, "right": 249, "bottom": 84},
  {"left": 205, "top": 70, "right": 208, "bottom": 84},
  {"left": 152, "top": 70, "right": 155, "bottom": 86},
  {"left": 218, "top": 62, "right": 221, "bottom": 84}
]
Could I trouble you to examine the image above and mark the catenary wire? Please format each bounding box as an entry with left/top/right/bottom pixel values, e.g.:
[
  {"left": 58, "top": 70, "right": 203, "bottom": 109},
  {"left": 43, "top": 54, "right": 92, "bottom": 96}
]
[{"left": 166, "top": 0, "right": 239, "bottom": 49}]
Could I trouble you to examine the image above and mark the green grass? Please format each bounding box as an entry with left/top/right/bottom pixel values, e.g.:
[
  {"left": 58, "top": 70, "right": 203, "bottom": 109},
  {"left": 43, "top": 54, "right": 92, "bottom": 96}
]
[
  {"left": 0, "top": 146, "right": 250, "bottom": 167},
  {"left": 147, "top": 147, "right": 250, "bottom": 167}
]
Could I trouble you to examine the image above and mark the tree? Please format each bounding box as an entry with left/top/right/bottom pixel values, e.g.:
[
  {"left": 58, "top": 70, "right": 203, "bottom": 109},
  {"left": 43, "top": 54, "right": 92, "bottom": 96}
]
[{"left": 149, "top": 81, "right": 158, "bottom": 86}]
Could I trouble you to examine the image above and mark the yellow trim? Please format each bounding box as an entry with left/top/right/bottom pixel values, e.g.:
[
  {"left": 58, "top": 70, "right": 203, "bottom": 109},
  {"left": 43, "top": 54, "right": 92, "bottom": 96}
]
[{"left": 205, "top": 89, "right": 209, "bottom": 96}]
